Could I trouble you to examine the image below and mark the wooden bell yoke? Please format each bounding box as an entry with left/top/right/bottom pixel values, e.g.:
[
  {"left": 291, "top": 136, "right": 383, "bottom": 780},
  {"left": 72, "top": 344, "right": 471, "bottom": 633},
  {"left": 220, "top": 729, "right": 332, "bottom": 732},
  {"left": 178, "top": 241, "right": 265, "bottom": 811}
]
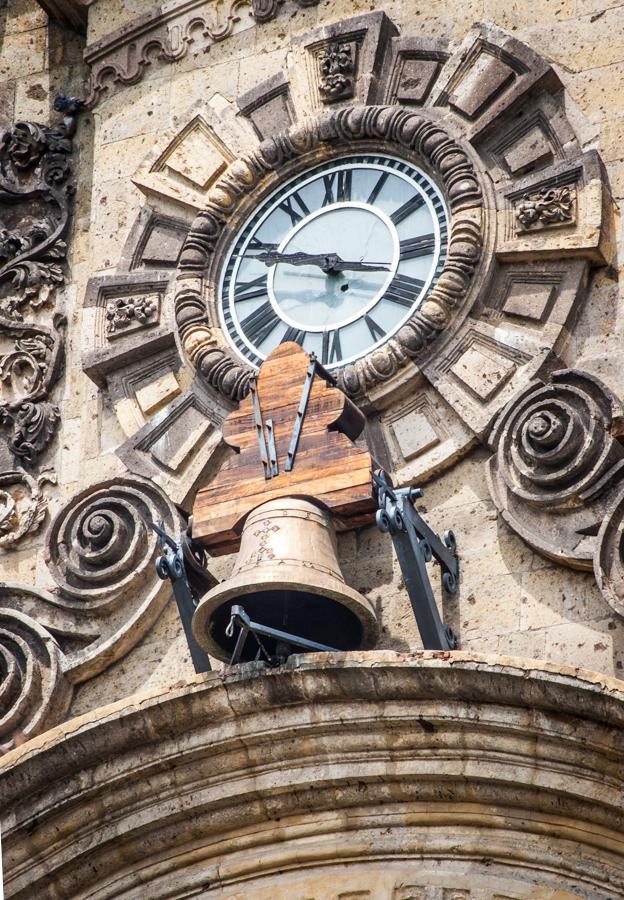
[{"left": 192, "top": 341, "right": 377, "bottom": 555}]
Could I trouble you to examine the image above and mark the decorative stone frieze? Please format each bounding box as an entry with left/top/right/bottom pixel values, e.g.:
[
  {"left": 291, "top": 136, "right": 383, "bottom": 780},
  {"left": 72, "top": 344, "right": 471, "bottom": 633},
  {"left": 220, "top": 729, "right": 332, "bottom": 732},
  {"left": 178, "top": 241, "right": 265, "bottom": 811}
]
[
  {"left": 2, "top": 652, "right": 624, "bottom": 897},
  {"left": 84, "top": 0, "right": 321, "bottom": 107}
]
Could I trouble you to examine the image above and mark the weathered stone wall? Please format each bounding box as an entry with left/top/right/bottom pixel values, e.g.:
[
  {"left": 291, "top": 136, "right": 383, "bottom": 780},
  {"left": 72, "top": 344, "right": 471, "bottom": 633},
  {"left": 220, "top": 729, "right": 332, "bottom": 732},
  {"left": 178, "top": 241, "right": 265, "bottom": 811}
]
[{"left": 3, "top": 0, "right": 624, "bottom": 730}]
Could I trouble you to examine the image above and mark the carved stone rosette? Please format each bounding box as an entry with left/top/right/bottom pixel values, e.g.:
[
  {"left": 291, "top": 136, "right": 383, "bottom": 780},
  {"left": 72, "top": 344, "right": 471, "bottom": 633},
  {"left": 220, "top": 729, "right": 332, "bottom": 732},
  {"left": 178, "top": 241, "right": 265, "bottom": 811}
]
[
  {"left": 487, "top": 369, "right": 624, "bottom": 610},
  {"left": 175, "top": 104, "right": 483, "bottom": 401}
]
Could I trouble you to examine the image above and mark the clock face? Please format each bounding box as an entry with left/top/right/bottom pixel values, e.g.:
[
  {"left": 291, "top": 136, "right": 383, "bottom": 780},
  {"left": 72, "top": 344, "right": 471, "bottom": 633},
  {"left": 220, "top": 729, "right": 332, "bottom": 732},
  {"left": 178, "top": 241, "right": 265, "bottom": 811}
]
[{"left": 219, "top": 153, "right": 448, "bottom": 369}]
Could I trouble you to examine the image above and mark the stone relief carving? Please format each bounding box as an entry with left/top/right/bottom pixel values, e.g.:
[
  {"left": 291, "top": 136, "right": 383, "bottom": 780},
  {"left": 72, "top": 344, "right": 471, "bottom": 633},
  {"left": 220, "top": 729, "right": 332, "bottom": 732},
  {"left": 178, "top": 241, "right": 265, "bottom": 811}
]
[
  {"left": 0, "top": 96, "right": 83, "bottom": 319},
  {"left": 0, "top": 96, "right": 82, "bottom": 551},
  {"left": 0, "top": 313, "right": 66, "bottom": 462},
  {"left": 175, "top": 104, "right": 483, "bottom": 401},
  {"left": 0, "top": 467, "right": 56, "bottom": 548},
  {"left": 0, "top": 475, "right": 182, "bottom": 752},
  {"left": 487, "top": 369, "right": 624, "bottom": 611},
  {"left": 515, "top": 185, "right": 576, "bottom": 231},
  {"left": 84, "top": 0, "right": 321, "bottom": 106},
  {"left": 317, "top": 42, "right": 357, "bottom": 102},
  {"left": 105, "top": 293, "right": 160, "bottom": 339}
]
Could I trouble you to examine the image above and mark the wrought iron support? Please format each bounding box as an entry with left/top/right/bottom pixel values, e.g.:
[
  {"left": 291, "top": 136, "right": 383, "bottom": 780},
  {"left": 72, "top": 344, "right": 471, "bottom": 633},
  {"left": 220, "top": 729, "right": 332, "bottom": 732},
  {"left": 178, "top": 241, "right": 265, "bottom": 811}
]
[
  {"left": 150, "top": 521, "right": 213, "bottom": 673},
  {"left": 225, "top": 604, "right": 338, "bottom": 667},
  {"left": 374, "top": 472, "right": 459, "bottom": 651}
]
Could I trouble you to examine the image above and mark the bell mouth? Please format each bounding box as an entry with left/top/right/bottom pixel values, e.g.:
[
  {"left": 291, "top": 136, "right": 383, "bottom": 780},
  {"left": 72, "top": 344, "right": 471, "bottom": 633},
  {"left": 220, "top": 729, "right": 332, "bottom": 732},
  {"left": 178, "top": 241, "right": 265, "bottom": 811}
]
[
  {"left": 209, "top": 588, "right": 364, "bottom": 662},
  {"left": 192, "top": 565, "right": 378, "bottom": 663}
]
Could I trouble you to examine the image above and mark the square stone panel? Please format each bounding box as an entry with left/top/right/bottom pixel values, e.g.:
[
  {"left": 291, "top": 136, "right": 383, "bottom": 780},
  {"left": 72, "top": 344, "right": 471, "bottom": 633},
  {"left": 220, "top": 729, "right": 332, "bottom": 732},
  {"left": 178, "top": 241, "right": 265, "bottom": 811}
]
[
  {"left": 393, "top": 56, "right": 441, "bottom": 104},
  {"left": 391, "top": 409, "right": 440, "bottom": 462},
  {"left": 502, "top": 279, "right": 558, "bottom": 322},
  {"left": 502, "top": 123, "right": 553, "bottom": 176},
  {"left": 450, "top": 344, "right": 517, "bottom": 401},
  {"left": 164, "top": 122, "right": 229, "bottom": 190},
  {"left": 449, "top": 48, "right": 516, "bottom": 120}
]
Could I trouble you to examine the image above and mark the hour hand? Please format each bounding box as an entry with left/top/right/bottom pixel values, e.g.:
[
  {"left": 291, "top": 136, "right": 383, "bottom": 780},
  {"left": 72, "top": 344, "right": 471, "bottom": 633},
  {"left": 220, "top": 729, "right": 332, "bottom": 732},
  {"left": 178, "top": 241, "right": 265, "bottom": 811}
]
[{"left": 253, "top": 249, "right": 389, "bottom": 274}]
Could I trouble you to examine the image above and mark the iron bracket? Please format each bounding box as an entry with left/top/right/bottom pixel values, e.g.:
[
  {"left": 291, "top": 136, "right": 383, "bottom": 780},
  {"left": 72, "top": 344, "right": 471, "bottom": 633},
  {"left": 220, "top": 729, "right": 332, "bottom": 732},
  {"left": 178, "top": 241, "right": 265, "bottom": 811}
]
[
  {"left": 149, "top": 521, "right": 213, "bottom": 673},
  {"left": 225, "top": 604, "right": 338, "bottom": 667},
  {"left": 374, "top": 471, "right": 459, "bottom": 651}
]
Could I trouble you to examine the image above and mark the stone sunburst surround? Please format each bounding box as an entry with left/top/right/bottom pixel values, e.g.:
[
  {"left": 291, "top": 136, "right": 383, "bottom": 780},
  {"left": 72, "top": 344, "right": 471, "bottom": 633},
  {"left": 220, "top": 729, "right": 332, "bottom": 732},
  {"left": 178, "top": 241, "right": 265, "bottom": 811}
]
[
  {"left": 175, "top": 104, "right": 483, "bottom": 401},
  {"left": 2, "top": 652, "right": 624, "bottom": 898}
]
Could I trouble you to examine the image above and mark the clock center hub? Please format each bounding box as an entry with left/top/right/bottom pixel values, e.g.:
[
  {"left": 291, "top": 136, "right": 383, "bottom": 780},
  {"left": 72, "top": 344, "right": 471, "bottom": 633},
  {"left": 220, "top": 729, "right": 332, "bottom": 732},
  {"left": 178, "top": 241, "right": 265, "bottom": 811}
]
[{"left": 269, "top": 202, "right": 398, "bottom": 330}]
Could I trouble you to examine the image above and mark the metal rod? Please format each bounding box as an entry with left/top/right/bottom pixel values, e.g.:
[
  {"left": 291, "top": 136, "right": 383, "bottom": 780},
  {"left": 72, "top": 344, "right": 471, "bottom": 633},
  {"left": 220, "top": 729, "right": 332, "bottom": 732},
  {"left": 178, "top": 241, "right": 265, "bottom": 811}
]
[
  {"left": 250, "top": 377, "right": 271, "bottom": 480},
  {"left": 265, "top": 417, "right": 279, "bottom": 477},
  {"left": 226, "top": 604, "right": 338, "bottom": 667},
  {"left": 285, "top": 357, "right": 317, "bottom": 472}
]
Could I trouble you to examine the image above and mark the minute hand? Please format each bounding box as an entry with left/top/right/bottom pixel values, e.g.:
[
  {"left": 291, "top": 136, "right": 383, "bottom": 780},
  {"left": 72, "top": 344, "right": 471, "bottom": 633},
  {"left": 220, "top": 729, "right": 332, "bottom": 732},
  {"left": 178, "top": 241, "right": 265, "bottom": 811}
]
[{"left": 254, "top": 250, "right": 390, "bottom": 274}]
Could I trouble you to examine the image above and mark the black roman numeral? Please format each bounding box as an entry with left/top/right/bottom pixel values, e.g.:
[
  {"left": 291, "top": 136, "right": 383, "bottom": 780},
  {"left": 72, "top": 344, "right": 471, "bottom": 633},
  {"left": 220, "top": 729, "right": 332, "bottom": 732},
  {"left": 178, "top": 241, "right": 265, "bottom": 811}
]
[
  {"left": 390, "top": 193, "right": 425, "bottom": 226},
  {"left": 241, "top": 301, "right": 280, "bottom": 345},
  {"left": 384, "top": 273, "right": 425, "bottom": 308},
  {"left": 278, "top": 191, "right": 310, "bottom": 226},
  {"left": 322, "top": 170, "right": 352, "bottom": 206},
  {"left": 364, "top": 315, "right": 386, "bottom": 341},
  {"left": 322, "top": 329, "right": 342, "bottom": 364},
  {"left": 281, "top": 326, "right": 306, "bottom": 346},
  {"left": 234, "top": 274, "right": 268, "bottom": 302},
  {"left": 366, "top": 172, "right": 389, "bottom": 205},
  {"left": 399, "top": 233, "right": 436, "bottom": 260}
]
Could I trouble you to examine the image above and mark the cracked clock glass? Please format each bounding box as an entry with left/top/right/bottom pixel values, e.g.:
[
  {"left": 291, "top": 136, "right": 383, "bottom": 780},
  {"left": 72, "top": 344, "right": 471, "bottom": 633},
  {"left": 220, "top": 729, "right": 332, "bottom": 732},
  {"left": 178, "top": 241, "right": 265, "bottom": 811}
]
[{"left": 219, "top": 153, "right": 449, "bottom": 369}]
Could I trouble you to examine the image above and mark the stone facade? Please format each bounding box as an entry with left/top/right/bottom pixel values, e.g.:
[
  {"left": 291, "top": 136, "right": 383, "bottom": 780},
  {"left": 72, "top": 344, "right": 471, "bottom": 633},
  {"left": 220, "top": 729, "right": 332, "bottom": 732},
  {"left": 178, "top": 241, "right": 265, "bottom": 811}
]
[{"left": 3, "top": 0, "right": 624, "bottom": 895}]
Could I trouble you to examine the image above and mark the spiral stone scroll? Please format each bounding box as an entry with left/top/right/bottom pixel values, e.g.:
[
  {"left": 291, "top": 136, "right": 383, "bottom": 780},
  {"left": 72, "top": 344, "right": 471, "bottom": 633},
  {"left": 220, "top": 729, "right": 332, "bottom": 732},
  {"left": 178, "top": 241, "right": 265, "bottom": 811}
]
[
  {"left": 0, "top": 476, "right": 182, "bottom": 754},
  {"left": 488, "top": 369, "right": 624, "bottom": 612},
  {"left": 0, "top": 607, "right": 72, "bottom": 754},
  {"left": 175, "top": 104, "right": 483, "bottom": 402}
]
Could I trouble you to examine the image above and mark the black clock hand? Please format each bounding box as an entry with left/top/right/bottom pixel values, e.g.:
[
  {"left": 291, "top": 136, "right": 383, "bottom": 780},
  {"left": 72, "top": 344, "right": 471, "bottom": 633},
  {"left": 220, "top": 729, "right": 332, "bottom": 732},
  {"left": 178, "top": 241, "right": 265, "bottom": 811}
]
[{"left": 253, "top": 249, "right": 390, "bottom": 274}]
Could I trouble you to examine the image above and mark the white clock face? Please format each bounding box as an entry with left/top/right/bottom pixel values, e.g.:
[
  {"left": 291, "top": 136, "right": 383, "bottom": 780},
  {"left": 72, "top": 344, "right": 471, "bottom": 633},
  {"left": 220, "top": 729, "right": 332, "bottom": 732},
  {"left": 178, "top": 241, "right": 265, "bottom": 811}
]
[{"left": 219, "top": 153, "right": 448, "bottom": 369}]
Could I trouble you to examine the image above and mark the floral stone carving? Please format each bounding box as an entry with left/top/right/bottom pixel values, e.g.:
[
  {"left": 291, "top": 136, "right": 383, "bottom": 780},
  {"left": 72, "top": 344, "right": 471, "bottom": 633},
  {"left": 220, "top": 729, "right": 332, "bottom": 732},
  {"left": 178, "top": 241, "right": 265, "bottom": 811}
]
[
  {"left": 0, "top": 96, "right": 83, "bottom": 485},
  {"left": 105, "top": 294, "right": 160, "bottom": 338},
  {"left": 515, "top": 185, "right": 576, "bottom": 231},
  {"left": 317, "top": 42, "right": 357, "bottom": 102},
  {"left": 0, "top": 467, "right": 56, "bottom": 548}
]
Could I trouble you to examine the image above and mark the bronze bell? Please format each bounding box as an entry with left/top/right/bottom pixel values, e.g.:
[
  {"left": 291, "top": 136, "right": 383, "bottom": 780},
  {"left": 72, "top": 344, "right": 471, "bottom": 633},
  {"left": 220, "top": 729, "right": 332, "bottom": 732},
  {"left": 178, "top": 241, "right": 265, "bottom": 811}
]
[{"left": 192, "top": 496, "right": 379, "bottom": 663}]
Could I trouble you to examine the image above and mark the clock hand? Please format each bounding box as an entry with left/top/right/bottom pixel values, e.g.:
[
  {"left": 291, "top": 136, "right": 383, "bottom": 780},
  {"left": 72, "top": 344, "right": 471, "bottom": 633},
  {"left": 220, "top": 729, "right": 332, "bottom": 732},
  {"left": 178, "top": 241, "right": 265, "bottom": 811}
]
[{"left": 253, "top": 249, "right": 390, "bottom": 274}]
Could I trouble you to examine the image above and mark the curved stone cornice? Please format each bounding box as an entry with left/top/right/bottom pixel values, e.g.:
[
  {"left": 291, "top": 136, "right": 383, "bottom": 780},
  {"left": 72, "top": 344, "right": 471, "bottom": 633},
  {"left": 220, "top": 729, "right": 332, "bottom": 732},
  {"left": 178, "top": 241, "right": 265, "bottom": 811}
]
[{"left": 2, "top": 652, "right": 624, "bottom": 898}]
